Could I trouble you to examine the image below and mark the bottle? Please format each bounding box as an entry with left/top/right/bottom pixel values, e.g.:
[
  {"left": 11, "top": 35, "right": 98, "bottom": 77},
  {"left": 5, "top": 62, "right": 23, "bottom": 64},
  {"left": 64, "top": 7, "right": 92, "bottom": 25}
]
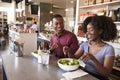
[
  {"left": 109, "top": 10, "right": 117, "bottom": 21},
  {"left": 38, "top": 46, "right": 42, "bottom": 54}
]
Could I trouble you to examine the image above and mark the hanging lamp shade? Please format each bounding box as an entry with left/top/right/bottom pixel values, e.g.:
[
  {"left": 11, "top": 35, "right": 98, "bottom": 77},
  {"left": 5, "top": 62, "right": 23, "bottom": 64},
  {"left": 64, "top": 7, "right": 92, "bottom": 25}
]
[
  {"left": 49, "top": 0, "right": 53, "bottom": 14},
  {"left": 50, "top": 10, "right": 53, "bottom": 14}
]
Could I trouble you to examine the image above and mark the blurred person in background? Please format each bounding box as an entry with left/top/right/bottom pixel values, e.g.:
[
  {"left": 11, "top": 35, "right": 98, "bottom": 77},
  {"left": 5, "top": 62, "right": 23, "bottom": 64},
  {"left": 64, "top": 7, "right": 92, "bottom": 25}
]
[
  {"left": 23, "top": 24, "right": 30, "bottom": 33},
  {"left": 31, "top": 22, "right": 38, "bottom": 33}
]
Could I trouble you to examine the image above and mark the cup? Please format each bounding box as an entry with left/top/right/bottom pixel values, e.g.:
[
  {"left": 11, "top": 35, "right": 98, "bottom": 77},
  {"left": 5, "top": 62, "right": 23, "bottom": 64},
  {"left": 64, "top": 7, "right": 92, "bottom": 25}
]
[
  {"left": 38, "top": 54, "right": 42, "bottom": 63},
  {"left": 38, "top": 52, "right": 49, "bottom": 65},
  {"left": 41, "top": 53, "right": 49, "bottom": 65}
]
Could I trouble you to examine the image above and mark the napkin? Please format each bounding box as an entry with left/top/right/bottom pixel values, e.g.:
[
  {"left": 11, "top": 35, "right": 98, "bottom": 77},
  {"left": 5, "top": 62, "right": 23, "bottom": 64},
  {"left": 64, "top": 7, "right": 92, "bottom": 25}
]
[{"left": 62, "top": 69, "right": 88, "bottom": 80}]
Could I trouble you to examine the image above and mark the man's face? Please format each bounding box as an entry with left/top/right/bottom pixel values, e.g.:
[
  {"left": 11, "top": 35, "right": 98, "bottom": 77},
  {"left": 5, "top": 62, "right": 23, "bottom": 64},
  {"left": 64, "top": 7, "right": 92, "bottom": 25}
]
[{"left": 52, "top": 17, "right": 64, "bottom": 34}]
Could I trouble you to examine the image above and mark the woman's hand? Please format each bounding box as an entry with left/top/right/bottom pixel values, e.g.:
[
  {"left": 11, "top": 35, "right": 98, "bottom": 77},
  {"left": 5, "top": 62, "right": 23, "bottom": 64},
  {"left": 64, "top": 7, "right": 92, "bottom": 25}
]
[{"left": 80, "top": 53, "right": 96, "bottom": 62}]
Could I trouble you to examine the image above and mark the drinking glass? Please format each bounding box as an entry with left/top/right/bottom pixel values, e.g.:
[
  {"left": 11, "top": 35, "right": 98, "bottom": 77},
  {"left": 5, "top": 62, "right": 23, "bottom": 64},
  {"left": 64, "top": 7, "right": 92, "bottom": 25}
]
[
  {"left": 38, "top": 50, "right": 50, "bottom": 65},
  {"left": 41, "top": 53, "right": 49, "bottom": 65}
]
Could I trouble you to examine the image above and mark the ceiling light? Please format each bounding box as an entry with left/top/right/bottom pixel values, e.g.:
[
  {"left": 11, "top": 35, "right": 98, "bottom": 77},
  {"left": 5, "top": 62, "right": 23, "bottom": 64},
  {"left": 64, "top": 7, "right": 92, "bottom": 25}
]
[
  {"left": 28, "top": 0, "right": 32, "bottom": 2},
  {"left": 49, "top": 0, "right": 53, "bottom": 14},
  {"left": 65, "top": 9, "right": 68, "bottom": 12},
  {"left": 50, "top": 11, "right": 53, "bottom": 14},
  {"left": 70, "top": 0, "right": 74, "bottom": 4}
]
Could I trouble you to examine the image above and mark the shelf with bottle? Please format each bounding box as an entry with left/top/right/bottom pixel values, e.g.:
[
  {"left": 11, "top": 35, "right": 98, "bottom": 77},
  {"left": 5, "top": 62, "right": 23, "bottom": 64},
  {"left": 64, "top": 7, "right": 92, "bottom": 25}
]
[
  {"left": 74, "top": 0, "right": 120, "bottom": 37},
  {"left": 114, "top": 22, "right": 120, "bottom": 24},
  {"left": 79, "top": 0, "right": 120, "bottom": 9},
  {"left": 78, "top": 0, "right": 120, "bottom": 24},
  {"left": 0, "top": 11, "right": 8, "bottom": 33},
  {"left": 78, "top": 19, "right": 120, "bottom": 24}
]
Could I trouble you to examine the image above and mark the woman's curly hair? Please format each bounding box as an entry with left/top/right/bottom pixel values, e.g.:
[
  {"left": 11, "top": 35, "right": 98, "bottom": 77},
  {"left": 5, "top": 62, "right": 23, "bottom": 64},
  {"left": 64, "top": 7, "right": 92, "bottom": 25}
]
[{"left": 82, "top": 16, "right": 117, "bottom": 41}]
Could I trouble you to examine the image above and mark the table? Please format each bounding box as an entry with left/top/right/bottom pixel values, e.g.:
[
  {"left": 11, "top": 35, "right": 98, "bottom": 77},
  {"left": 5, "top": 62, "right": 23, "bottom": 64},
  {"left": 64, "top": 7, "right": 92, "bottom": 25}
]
[{"left": 2, "top": 54, "right": 99, "bottom": 80}]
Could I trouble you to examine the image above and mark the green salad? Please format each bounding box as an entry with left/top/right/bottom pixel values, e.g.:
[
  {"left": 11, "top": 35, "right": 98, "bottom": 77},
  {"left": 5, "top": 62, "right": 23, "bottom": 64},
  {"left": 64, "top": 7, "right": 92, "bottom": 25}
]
[{"left": 59, "top": 59, "right": 79, "bottom": 66}]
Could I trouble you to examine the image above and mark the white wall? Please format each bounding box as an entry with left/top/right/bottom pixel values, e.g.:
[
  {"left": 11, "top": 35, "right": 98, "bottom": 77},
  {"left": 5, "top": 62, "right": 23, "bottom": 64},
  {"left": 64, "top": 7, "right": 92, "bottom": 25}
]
[{"left": 0, "top": 1, "right": 16, "bottom": 24}]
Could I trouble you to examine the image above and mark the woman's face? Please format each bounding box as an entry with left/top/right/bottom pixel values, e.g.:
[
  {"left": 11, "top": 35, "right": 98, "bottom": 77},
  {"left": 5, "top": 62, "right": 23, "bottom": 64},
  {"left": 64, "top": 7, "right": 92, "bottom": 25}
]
[
  {"left": 86, "top": 23, "right": 102, "bottom": 41},
  {"left": 52, "top": 17, "right": 64, "bottom": 34}
]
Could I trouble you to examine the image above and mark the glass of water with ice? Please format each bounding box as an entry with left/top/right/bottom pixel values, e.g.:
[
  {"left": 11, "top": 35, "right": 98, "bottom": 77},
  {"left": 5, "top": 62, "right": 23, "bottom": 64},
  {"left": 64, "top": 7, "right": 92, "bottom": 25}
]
[{"left": 41, "top": 51, "right": 50, "bottom": 65}]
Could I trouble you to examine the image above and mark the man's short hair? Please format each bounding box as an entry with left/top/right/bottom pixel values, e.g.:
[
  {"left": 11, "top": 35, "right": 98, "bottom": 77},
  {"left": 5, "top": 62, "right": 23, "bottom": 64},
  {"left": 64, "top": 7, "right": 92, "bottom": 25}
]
[{"left": 52, "top": 14, "right": 63, "bottom": 19}]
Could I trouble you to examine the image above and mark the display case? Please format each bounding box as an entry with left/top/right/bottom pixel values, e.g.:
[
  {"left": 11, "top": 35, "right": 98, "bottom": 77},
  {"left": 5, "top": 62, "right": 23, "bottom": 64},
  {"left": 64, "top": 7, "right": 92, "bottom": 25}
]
[
  {"left": 75, "top": 0, "right": 120, "bottom": 45},
  {"left": 78, "top": 0, "right": 120, "bottom": 23},
  {"left": 9, "top": 30, "right": 37, "bottom": 55},
  {"left": 75, "top": 0, "right": 120, "bottom": 33},
  {"left": 0, "top": 11, "right": 7, "bottom": 33}
]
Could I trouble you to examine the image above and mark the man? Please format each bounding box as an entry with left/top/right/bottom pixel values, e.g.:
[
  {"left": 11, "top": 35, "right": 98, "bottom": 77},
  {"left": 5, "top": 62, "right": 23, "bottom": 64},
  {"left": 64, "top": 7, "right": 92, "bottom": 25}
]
[
  {"left": 31, "top": 22, "right": 38, "bottom": 33},
  {"left": 50, "top": 14, "right": 79, "bottom": 58}
]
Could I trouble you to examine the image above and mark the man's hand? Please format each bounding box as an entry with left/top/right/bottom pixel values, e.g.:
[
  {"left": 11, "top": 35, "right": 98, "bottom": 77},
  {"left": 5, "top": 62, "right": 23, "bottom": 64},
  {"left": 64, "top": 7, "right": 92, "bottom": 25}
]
[
  {"left": 50, "top": 43, "right": 63, "bottom": 50},
  {"left": 63, "top": 46, "right": 71, "bottom": 56}
]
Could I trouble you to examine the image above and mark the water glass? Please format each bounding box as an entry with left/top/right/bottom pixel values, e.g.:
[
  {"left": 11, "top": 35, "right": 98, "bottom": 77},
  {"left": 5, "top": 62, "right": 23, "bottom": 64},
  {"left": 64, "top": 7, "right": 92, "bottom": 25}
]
[
  {"left": 38, "top": 52, "right": 49, "bottom": 65},
  {"left": 41, "top": 53, "right": 49, "bottom": 65}
]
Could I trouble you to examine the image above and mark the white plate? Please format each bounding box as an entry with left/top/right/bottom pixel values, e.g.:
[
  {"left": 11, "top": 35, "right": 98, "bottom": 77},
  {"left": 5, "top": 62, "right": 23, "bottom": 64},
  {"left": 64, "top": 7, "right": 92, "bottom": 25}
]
[{"left": 58, "top": 58, "right": 80, "bottom": 71}]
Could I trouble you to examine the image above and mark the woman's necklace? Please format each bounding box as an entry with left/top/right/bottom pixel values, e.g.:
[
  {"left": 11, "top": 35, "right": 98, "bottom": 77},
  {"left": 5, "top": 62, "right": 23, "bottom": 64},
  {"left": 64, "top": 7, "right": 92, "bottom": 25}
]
[
  {"left": 89, "top": 40, "right": 105, "bottom": 47},
  {"left": 88, "top": 41, "right": 105, "bottom": 55}
]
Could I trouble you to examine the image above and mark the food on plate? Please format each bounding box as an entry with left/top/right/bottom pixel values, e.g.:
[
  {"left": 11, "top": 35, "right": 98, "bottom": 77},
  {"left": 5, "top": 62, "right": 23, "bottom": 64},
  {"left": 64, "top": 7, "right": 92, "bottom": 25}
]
[
  {"left": 58, "top": 58, "right": 80, "bottom": 71},
  {"left": 59, "top": 58, "right": 79, "bottom": 66},
  {"left": 34, "top": 49, "right": 45, "bottom": 54}
]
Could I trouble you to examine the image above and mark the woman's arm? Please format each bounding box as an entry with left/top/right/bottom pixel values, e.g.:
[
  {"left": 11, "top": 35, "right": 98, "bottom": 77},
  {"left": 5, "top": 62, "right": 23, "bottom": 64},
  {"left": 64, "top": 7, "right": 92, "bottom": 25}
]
[
  {"left": 74, "top": 48, "right": 84, "bottom": 59},
  {"left": 94, "top": 56, "right": 114, "bottom": 77},
  {"left": 81, "top": 53, "right": 114, "bottom": 77},
  {"left": 63, "top": 47, "right": 84, "bottom": 59}
]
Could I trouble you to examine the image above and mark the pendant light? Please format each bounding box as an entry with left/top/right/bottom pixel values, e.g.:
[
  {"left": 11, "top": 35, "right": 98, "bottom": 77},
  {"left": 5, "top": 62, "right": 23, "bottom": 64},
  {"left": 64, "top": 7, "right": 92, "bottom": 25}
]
[
  {"left": 49, "top": 0, "right": 53, "bottom": 14},
  {"left": 50, "top": 10, "right": 53, "bottom": 14}
]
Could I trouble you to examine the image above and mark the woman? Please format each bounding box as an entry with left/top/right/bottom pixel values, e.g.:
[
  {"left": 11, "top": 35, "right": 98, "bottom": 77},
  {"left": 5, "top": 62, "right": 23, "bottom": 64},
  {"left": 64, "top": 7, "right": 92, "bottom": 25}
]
[
  {"left": 63, "top": 16, "right": 117, "bottom": 79},
  {"left": 23, "top": 24, "right": 30, "bottom": 33}
]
